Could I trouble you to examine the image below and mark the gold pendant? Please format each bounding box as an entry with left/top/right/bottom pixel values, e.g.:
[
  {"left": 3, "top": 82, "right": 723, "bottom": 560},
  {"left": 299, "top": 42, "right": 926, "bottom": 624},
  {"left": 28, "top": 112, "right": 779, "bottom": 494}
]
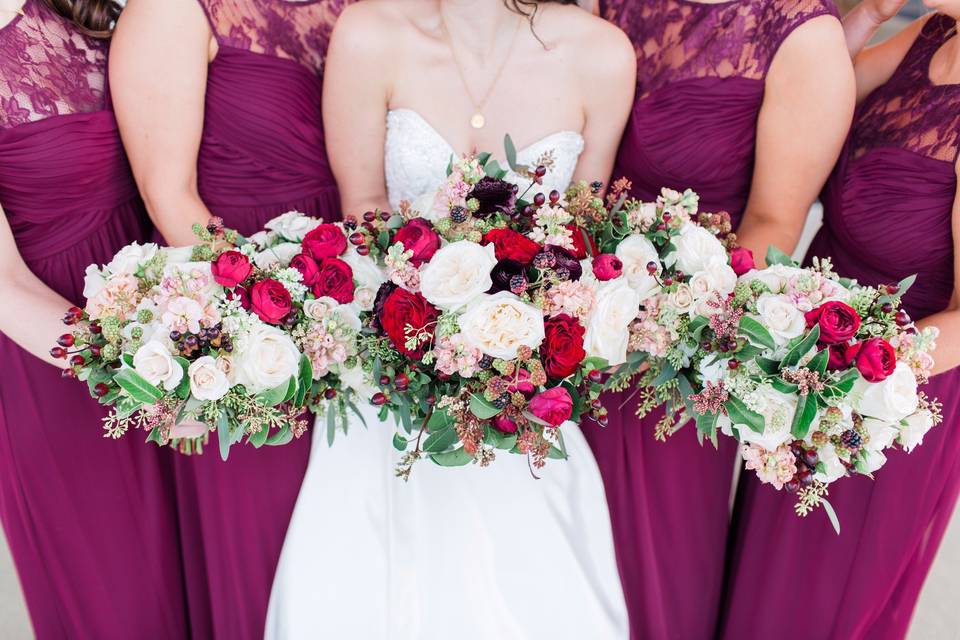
[{"left": 470, "top": 113, "right": 485, "bottom": 129}]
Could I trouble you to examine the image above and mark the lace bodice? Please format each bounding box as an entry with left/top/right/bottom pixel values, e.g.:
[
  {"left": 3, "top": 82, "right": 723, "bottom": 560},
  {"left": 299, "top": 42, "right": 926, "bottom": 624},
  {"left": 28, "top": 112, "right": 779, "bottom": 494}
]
[
  {"left": 600, "top": 0, "right": 838, "bottom": 100},
  {"left": 0, "top": 0, "right": 106, "bottom": 130},
  {"left": 198, "top": 0, "right": 351, "bottom": 74},
  {"left": 852, "top": 13, "right": 960, "bottom": 164},
  {"left": 384, "top": 109, "right": 584, "bottom": 210}
]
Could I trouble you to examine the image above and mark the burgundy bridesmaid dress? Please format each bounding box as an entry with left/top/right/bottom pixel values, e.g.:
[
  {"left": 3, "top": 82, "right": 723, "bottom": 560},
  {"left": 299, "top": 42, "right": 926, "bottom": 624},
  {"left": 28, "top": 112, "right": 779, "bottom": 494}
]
[
  {"left": 172, "top": 2, "right": 350, "bottom": 638},
  {"left": 588, "top": 2, "right": 839, "bottom": 638},
  {"left": 0, "top": 3, "right": 188, "bottom": 638},
  {"left": 721, "top": 14, "right": 960, "bottom": 639}
]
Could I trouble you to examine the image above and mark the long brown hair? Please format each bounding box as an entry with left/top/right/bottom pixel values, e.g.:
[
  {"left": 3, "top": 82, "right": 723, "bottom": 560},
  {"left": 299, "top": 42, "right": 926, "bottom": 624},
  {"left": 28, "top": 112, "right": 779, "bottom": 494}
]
[
  {"left": 504, "top": 0, "right": 579, "bottom": 44},
  {"left": 41, "top": 0, "right": 121, "bottom": 38}
]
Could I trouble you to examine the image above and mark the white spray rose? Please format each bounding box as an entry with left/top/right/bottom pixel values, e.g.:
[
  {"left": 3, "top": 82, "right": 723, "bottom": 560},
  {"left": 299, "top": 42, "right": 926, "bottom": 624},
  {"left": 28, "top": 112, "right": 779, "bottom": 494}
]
[
  {"left": 108, "top": 242, "right": 158, "bottom": 275},
  {"left": 253, "top": 242, "right": 301, "bottom": 270},
  {"left": 233, "top": 325, "right": 300, "bottom": 393},
  {"left": 82, "top": 264, "right": 107, "bottom": 299},
  {"left": 420, "top": 241, "right": 497, "bottom": 311},
  {"left": 754, "top": 294, "right": 807, "bottom": 346},
  {"left": 688, "top": 256, "right": 737, "bottom": 314},
  {"left": 459, "top": 292, "right": 545, "bottom": 360},
  {"left": 898, "top": 409, "right": 935, "bottom": 453},
  {"left": 338, "top": 363, "right": 379, "bottom": 401},
  {"left": 264, "top": 211, "right": 322, "bottom": 241},
  {"left": 736, "top": 387, "right": 798, "bottom": 452},
  {"left": 188, "top": 356, "right": 231, "bottom": 401},
  {"left": 739, "top": 264, "right": 809, "bottom": 294},
  {"left": 615, "top": 234, "right": 661, "bottom": 300},
  {"left": 666, "top": 223, "right": 727, "bottom": 275},
  {"left": 855, "top": 363, "right": 919, "bottom": 424},
  {"left": 584, "top": 279, "right": 642, "bottom": 366},
  {"left": 341, "top": 247, "right": 387, "bottom": 312},
  {"left": 133, "top": 340, "right": 184, "bottom": 392},
  {"left": 813, "top": 445, "right": 848, "bottom": 484},
  {"left": 862, "top": 417, "right": 899, "bottom": 452}
]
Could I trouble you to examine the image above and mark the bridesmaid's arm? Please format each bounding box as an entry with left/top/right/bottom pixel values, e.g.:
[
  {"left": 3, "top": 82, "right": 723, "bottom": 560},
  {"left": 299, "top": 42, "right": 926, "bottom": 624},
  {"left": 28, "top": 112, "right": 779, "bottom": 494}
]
[
  {"left": 110, "top": 0, "right": 216, "bottom": 247},
  {"left": 322, "top": 3, "right": 393, "bottom": 217},
  {"left": 841, "top": 0, "right": 908, "bottom": 58},
  {"left": 845, "top": 12, "right": 931, "bottom": 101},
  {"left": 0, "top": 210, "right": 71, "bottom": 367},
  {"left": 916, "top": 162, "right": 960, "bottom": 376},
  {"left": 735, "top": 16, "right": 855, "bottom": 265}
]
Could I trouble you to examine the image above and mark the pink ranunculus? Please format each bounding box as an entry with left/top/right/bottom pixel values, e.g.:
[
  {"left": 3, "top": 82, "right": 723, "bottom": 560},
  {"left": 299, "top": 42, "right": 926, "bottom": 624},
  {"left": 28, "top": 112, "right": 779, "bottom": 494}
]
[
  {"left": 729, "top": 247, "right": 755, "bottom": 276},
  {"left": 528, "top": 387, "right": 573, "bottom": 427}
]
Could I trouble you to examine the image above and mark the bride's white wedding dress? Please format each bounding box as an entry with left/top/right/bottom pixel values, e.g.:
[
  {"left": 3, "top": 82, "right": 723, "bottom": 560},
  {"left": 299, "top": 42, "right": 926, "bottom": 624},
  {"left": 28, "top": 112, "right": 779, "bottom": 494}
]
[{"left": 265, "top": 110, "right": 628, "bottom": 640}]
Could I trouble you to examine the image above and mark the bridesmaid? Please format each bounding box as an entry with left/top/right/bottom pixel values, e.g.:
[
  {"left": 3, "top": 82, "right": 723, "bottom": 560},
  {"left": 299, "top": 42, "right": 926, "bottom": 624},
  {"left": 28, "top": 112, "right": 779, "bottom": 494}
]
[
  {"left": 721, "top": 3, "right": 960, "bottom": 638},
  {"left": 586, "top": 1, "right": 855, "bottom": 638},
  {"left": 0, "top": 0, "right": 188, "bottom": 638},
  {"left": 109, "top": 1, "right": 351, "bottom": 638}
]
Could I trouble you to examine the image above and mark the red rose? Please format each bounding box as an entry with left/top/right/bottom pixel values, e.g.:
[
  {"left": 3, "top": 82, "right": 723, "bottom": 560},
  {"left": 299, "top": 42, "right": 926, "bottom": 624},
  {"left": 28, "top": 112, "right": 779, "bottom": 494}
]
[
  {"left": 392, "top": 218, "right": 440, "bottom": 267},
  {"left": 528, "top": 387, "right": 573, "bottom": 427},
  {"left": 592, "top": 254, "right": 623, "bottom": 281},
  {"left": 249, "top": 279, "right": 292, "bottom": 324},
  {"left": 542, "top": 314, "right": 587, "bottom": 379},
  {"left": 566, "top": 224, "right": 597, "bottom": 260},
  {"left": 379, "top": 287, "right": 439, "bottom": 359},
  {"left": 805, "top": 301, "right": 862, "bottom": 345},
  {"left": 492, "top": 415, "right": 518, "bottom": 434},
  {"left": 302, "top": 223, "right": 347, "bottom": 259},
  {"left": 851, "top": 338, "right": 897, "bottom": 382},
  {"left": 290, "top": 253, "right": 320, "bottom": 287},
  {"left": 227, "top": 286, "right": 251, "bottom": 311},
  {"left": 482, "top": 228, "right": 541, "bottom": 265},
  {"left": 311, "top": 258, "right": 355, "bottom": 305},
  {"left": 827, "top": 342, "right": 857, "bottom": 371},
  {"left": 729, "top": 247, "right": 755, "bottom": 276},
  {"left": 211, "top": 251, "right": 253, "bottom": 288}
]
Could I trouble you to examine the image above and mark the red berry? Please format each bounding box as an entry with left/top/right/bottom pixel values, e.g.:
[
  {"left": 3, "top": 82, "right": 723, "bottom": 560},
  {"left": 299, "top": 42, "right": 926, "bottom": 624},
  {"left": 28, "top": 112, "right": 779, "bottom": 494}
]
[
  {"left": 324, "top": 388, "right": 337, "bottom": 400},
  {"left": 588, "top": 369, "right": 603, "bottom": 383},
  {"left": 728, "top": 359, "right": 740, "bottom": 370},
  {"left": 379, "top": 374, "right": 391, "bottom": 386},
  {"left": 533, "top": 193, "right": 546, "bottom": 207},
  {"left": 549, "top": 190, "right": 560, "bottom": 204},
  {"left": 50, "top": 346, "right": 67, "bottom": 359},
  {"left": 379, "top": 211, "right": 391, "bottom": 222},
  {"left": 371, "top": 392, "right": 388, "bottom": 406},
  {"left": 94, "top": 383, "right": 110, "bottom": 398},
  {"left": 803, "top": 449, "right": 819, "bottom": 469},
  {"left": 895, "top": 310, "right": 910, "bottom": 326},
  {"left": 349, "top": 232, "right": 365, "bottom": 246},
  {"left": 426, "top": 395, "right": 436, "bottom": 406},
  {"left": 61, "top": 368, "right": 77, "bottom": 379},
  {"left": 598, "top": 414, "right": 609, "bottom": 427},
  {"left": 881, "top": 302, "right": 894, "bottom": 314},
  {"left": 886, "top": 284, "right": 900, "bottom": 295},
  {"left": 356, "top": 244, "right": 370, "bottom": 256},
  {"left": 646, "top": 261, "right": 658, "bottom": 275},
  {"left": 535, "top": 165, "right": 547, "bottom": 178},
  {"left": 89, "top": 324, "right": 102, "bottom": 334},
  {"left": 62, "top": 313, "right": 78, "bottom": 326},
  {"left": 784, "top": 480, "right": 800, "bottom": 493},
  {"left": 57, "top": 334, "right": 75, "bottom": 348},
  {"left": 68, "top": 306, "right": 83, "bottom": 318},
  {"left": 657, "top": 223, "right": 667, "bottom": 232},
  {"left": 363, "top": 211, "right": 377, "bottom": 223},
  {"left": 70, "top": 354, "right": 85, "bottom": 366},
  {"left": 662, "top": 212, "right": 672, "bottom": 223},
  {"left": 89, "top": 345, "right": 102, "bottom": 358},
  {"left": 394, "top": 374, "right": 409, "bottom": 391}
]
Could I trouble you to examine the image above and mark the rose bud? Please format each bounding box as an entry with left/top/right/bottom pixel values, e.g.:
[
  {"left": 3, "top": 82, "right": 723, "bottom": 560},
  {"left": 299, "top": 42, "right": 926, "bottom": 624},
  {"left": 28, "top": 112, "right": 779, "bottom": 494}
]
[
  {"left": 481, "top": 228, "right": 541, "bottom": 265},
  {"left": 851, "top": 337, "right": 897, "bottom": 383},
  {"left": 488, "top": 259, "right": 527, "bottom": 294},
  {"left": 592, "top": 254, "right": 623, "bottom": 281},
  {"left": 467, "top": 176, "right": 516, "bottom": 218},
  {"left": 492, "top": 415, "right": 519, "bottom": 434},
  {"left": 392, "top": 218, "right": 440, "bottom": 267},
  {"left": 311, "top": 258, "right": 355, "bottom": 305},
  {"left": 290, "top": 253, "right": 321, "bottom": 287},
  {"left": 542, "top": 314, "right": 587, "bottom": 379},
  {"left": 528, "top": 387, "right": 574, "bottom": 427},
  {"left": 211, "top": 250, "right": 253, "bottom": 288},
  {"left": 565, "top": 224, "right": 597, "bottom": 260},
  {"left": 378, "top": 287, "right": 439, "bottom": 360},
  {"left": 729, "top": 247, "right": 755, "bottom": 276},
  {"left": 249, "top": 279, "right": 293, "bottom": 325},
  {"left": 805, "top": 301, "right": 862, "bottom": 345},
  {"left": 301, "top": 223, "right": 348, "bottom": 259}
]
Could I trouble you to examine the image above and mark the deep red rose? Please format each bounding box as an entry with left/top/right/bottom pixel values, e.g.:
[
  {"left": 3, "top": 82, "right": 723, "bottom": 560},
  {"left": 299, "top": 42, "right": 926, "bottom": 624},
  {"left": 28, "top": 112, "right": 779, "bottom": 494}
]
[
  {"left": 227, "top": 286, "right": 251, "bottom": 311},
  {"left": 482, "top": 228, "right": 541, "bottom": 265},
  {"left": 302, "top": 223, "right": 347, "bottom": 259},
  {"left": 379, "top": 288, "right": 439, "bottom": 360},
  {"left": 311, "top": 258, "right": 355, "bottom": 305},
  {"left": 528, "top": 387, "right": 574, "bottom": 427},
  {"left": 211, "top": 251, "right": 253, "bottom": 288},
  {"left": 393, "top": 218, "right": 440, "bottom": 267},
  {"left": 542, "top": 314, "right": 587, "bottom": 379},
  {"left": 592, "top": 254, "right": 623, "bottom": 281},
  {"left": 827, "top": 342, "right": 858, "bottom": 371},
  {"left": 492, "top": 415, "right": 519, "bottom": 434},
  {"left": 249, "top": 279, "right": 292, "bottom": 325},
  {"left": 467, "top": 176, "right": 516, "bottom": 218},
  {"left": 290, "top": 253, "right": 320, "bottom": 287},
  {"left": 851, "top": 338, "right": 897, "bottom": 382},
  {"left": 566, "top": 225, "right": 598, "bottom": 260},
  {"left": 805, "top": 301, "right": 862, "bottom": 345},
  {"left": 729, "top": 247, "right": 755, "bottom": 277}
]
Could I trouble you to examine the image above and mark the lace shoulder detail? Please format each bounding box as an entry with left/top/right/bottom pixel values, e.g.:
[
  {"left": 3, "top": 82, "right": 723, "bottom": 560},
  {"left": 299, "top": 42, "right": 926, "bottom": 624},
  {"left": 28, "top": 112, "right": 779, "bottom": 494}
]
[
  {"left": 600, "top": 0, "right": 838, "bottom": 100},
  {"left": 197, "top": 0, "right": 353, "bottom": 73},
  {"left": 0, "top": 0, "right": 106, "bottom": 130},
  {"left": 852, "top": 13, "right": 960, "bottom": 164}
]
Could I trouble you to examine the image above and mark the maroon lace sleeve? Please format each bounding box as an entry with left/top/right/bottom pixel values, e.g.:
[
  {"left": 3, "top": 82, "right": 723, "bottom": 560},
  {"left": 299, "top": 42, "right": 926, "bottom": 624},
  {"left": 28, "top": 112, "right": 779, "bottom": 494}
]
[
  {"left": 196, "top": 0, "right": 352, "bottom": 73},
  {"left": 852, "top": 13, "right": 960, "bottom": 164},
  {"left": 0, "top": 0, "right": 106, "bottom": 130}
]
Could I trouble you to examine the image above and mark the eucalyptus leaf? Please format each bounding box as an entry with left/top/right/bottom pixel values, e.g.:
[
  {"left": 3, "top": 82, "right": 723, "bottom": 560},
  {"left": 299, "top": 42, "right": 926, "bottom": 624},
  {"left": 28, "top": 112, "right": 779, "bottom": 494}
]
[
  {"left": 430, "top": 448, "right": 473, "bottom": 467},
  {"left": 503, "top": 134, "right": 519, "bottom": 171},
  {"left": 469, "top": 394, "right": 502, "bottom": 420},
  {"left": 326, "top": 408, "right": 337, "bottom": 446},
  {"left": 423, "top": 426, "right": 458, "bottom": 453},
  {"left": 765, "top": 245, "right": 796, "bottom": 267},
  {"left": 266, "top": 425, "right": 293, "bottom": 447},
  {"left": 822, "top": 498, "right": 841, "bottom": 535},
  {"left": 393, "top": 432, "right": 408, "bottom": 451},
  {"left": 249, "top": 423, "right": 270, "bottom": 448},
  {"left": 217, "top": 412, "right": 231, "bottom": 461},
  {"left": 256, "top": 379, "right": 292, "bottom": 407}
]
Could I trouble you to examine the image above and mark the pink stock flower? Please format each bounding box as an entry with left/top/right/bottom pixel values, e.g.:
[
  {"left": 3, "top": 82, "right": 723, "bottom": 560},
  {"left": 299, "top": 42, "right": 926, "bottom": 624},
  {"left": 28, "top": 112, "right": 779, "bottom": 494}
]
[{"left": 741, "top": 444, "right": 798, "bottom": 491}]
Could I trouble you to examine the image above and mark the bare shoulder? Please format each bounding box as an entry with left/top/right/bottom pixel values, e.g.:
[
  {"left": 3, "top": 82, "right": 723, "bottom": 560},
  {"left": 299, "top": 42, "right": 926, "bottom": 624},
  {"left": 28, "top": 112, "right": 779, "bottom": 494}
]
[
  {"left": 332, "top": 0, "right": 426, "bottom": 53},
  {"left": 539, "top": 4, "right": 635, "bottom": 81}
]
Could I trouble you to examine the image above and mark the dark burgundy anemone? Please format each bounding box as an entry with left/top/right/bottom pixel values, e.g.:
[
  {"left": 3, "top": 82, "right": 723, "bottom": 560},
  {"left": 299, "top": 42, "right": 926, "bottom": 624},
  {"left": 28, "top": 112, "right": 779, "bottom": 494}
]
[
  {"left": 488, "top": 259, "right": 527, "bottom": 294},
  {"left": 371, "top": 282, "right": 399, "bottom": 331},
  {"left": 539, "top": 245, "right": 582, "bottom": 281},
  {"left": 468, "top": 176, "right": 516, "bottom": 219}
]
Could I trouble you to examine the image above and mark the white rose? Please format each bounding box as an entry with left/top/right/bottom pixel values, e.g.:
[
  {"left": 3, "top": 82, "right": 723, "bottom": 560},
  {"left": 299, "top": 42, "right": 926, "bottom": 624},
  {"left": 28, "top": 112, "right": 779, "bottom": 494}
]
[
  {"left": 332, "top": 304, "right": 362, "bottom": 332},
  {"left": 264, "top": 211, "right": 322, "bottom": 241},
  {"left": 667, "top": 282, "right": 696, "bottom": 314},
  {"left": 615, "top": 234, "right": 661, "bottom": 300},
  {"left": 861, "top": 449, "right": 888, "bottom": 473},
  {"left": 420, "top": 241, "right": 497, "bottom": 311},
  {"left": 898, "top": 410, "right": 934, "bottom": 453},
  {"left": 754, "top": 294, "right": 806, "bottom": 346},
  {"left": 688, "top": 257, "right": 737, "bottom": 315},
  {"left": 163, "top": 245, "right": 196, "bottom": 265},
  {"left": 338, "top": 363, "right": 379, "bottom": 401},
  {"left": 459, "top": 292, "right": 545, "bottom": 360},
  {"left": 584, "top": 279, "right": 642, "bottom": 366},
  {"left": 341, "top": 248, "right": 387, "bottom": 311},
  {"left": 411, "top": 191, "right": 443, "bottom": 223},
  {"left": 83, "top": 264, "right": 107, "bottom": 299},
  {"left": 234, "top": 325, "right": 301, "bottom": 393},
  {"left": 108, "top": 242, "right": 158, "bottom": 275},
  {"left": 739, "top": 264, "right": 808, "bottom": 294},
  {"left": 188, "top": 356, "right": 231, "bottom": 401},
  {"left": 862, "top": 417, "right": 899, "bottom": 452},
  {"left": 246, "top": 231, "right": 270, "bottom": 249},
  {"left": 813, "top": 445, "right": 847, "bottom": 484},
  {"left": 855, "top": 363, "right": 919, "bottom": 423},
  {"left": 133, "top": 340, "right": 183, "bottom": 392},
  {"left": 253, "top": 242, "right": 301, "bottom": 270},
  {"left": 303, "top": 297, "right": 339, "bottom": 322},
  {"left": 736, "top": 387, "right": 798, "bottom": 452},
  {"left": 666, "top": 223, "right": 727, "bottom": 275},
  {"left": 698, "top": 357, "right": 728, "bottom": 385}
]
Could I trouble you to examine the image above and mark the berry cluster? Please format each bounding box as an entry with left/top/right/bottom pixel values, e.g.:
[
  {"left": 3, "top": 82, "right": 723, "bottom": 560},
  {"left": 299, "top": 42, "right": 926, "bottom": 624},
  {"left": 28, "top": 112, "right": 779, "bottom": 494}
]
[
  {"left": 170, "top": 323, "right": 231, "bottom": 359},
  {"left": 784, "top": 441, "right": 821, "bottom": 493}
]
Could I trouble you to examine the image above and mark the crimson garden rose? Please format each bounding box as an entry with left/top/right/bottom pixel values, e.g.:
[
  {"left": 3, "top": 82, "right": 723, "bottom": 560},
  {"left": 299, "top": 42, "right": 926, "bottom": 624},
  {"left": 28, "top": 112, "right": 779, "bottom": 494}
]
[
  {"left": 311, "top": 258, "right": 355, "bottom": 305},
  {"left": 566, "top": 224, "right": 597, "bottom": 259},
  {"left": 851, "top": 338, "right": 897, "bottom": 382},
  {"left": 729, "top": 247, "right": 755, "bottom": 276},
  {"left": 378, "top": 287, "right": 439, "bottom": 359},
  {"left": 528, "top": 387, "right": 573, "bottom": 427},
  {"left": 541, "top": 314, "right": 586, "bottom": 379},
  {"left": 805, "top": 300, "right": 862, "bottom": 345},
  {"left": 591, "top": 254, "right": 623, "bottom": 281},
  {"left": 302, "top": 223, "right": 347, "bottom": 259},
  {"left": 482, "top": 227, "right": 541, "bottom": 265},
  {"left": 290, "top": 253, "right": 320, "bottom": 287},
  {"left": 249, "top": 279, "right": 292, "bottom": 325},
  {"left": 392, "top": 218, "right": 440, "bottom": 266},
  {"left": 211, "top": 251, "right": 252, "bottom": 288}
]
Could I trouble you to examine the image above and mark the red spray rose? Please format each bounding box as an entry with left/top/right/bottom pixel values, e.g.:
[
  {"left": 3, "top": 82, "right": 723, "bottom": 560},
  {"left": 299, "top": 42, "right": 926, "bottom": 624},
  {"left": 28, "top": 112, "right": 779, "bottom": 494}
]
[
  {"left": 249, "top": 279, "right": 292, "bottom": 324},
  {"left": 592, "top": 254, "right": 623, "bottom": 281},
  {"left": 290, "top": 253, "right": 320, "bottom": 287},
  {"left": 542, "top": 314, "right": 587, "bottom": 379},
  {"left": 566, "top": 224, "right": 598, "bottom": 260},
  {"left": 379, "top": 288, "right": 439, "bottom": 359},
  {"left": 805, "top": 301, "right": 862, "bottom": 345},
  {"left": 302, "top": 223, "right": 347, "bottom": 259},
  {"left": 311, "top": 258, "right": 355, "bottom": 305},
  {"left": 482, "top": 228, "right": 541, "bottom": 265},
  {"left": 492, "top": 415, "right": 519, "bottom": 434},
  {"left": 729, "top": 247, "right": 755, "bottom": 277},
  {"left": 528, "top": 387, "right": 574, "bottom": 427},
  {"left": 211, "top": 251, "right": 253, "bottom": 288},
  {"left": 851, "top": 338, "right": 897, "bottom": 382},
  {"left": 392, "top": 218, "right": 440, "bottom": 266},
  {"left": 827, "top": 342, "right": 858, "bottom": 371}
]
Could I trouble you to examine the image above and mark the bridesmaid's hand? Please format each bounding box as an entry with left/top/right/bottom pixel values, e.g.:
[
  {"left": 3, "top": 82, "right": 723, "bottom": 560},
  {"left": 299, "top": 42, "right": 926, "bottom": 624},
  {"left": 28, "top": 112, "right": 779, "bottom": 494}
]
[{"left": 860, "top": 0, "right": 909, "bottom": 25}]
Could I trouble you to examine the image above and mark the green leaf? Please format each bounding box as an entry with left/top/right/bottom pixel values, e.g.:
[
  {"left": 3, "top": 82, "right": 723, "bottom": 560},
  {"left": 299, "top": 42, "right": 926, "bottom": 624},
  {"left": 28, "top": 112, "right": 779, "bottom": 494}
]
[
  {"left": 790, "top": 393, "right": 818, "bottom": 439},
  {"left": 423, "top": 426, "right": 459, "bottom": 453},
  {"left": 739, "top": 316, "right": 776, "bottom": 351},
  {"left": 765, "top": 245, "right": 796, "bottom": 267},
  {"left": 782, "top": 326, "right": 820, "bottom": 369},
  {"left": 97, "top": 386, "right": 122, "bottom": 405},
  {"left": 217, "top": 412, "right": 231, "bottom": 461},
  {"left": 295, "top": 356, "right": 312, "bottom": 407},
  {"left": 476, "top": 151, "right": 492, "bottom": 167},
  {"left": 266, "top": 425, "right": 293, "bottom": 447},
  {"left": 756, "top": 357, "right": 781, "bottom": 376},
  {"left": 726, "top": 396, "right": 765, "bottom": 434},
  {"left": 113, "top": 369, "right": 164, "bottom": 405},
  {"left": 326, "top": 407, "right": 337, "bottom": 447},
  {"left": 485, "top": 159, "right": 504, "bottom": 178},
  {"left": 146, "top": 426, "right": 163, "bottom": 445},
  {"left": 771, "top": 379, "right": 800, "bottom": 395},
  {"left": 822, "top": 498, "right": 841, "bottom": 535},
  {"left": 256, "top": 379, "right": 292, "bottom": 407},
  {"left": 496, "top": 434, "right": 518, "bottom": 451},
  {"left": 694, "top": 409, "right": 720, "bottom": 436},
  {"left": 807, "top": 348, "right": 829, "bottom": 375},
  {"left": 282, "top": 376, "right": 297, "bottom": 403},
  {"left": 503, "top": 134, "right": 519, "bottom": 171},
  {"left": 393, "top": 432, "right": 408, "bottom": 451},
  {"left": 174, "top": 357, "right": 191, "bottom": 400},
  {"left": 427, "top": 409, "right": 455, "bottom": 431},
  {"left": 469, "top": 394, "right": 502, "bottom": 420},
  {"left": 651, "top": 362, "right": 678, "bottom": 387},
  {"left": 249, "top": 423, "right": 270, "bottom": 448},
  {"left": 823, "top": 369, "right": 860, "bottom": 398},
  {"left": 115, "top": 396, "right": 143, "bottom": 419},
  {"left": 398, "top": 397, "right": 413, "bottom": 434},
  {"left": 897, "top": 274, "right": 917, "bottom": 296},
  {"left": 430, "top": 448, "right": 473, "bottom": 467},
  {"left": 688, "top": 315, "right": 710, "bottom": 342},
  {"left": 547, "top": 444, "right": 568, "bottom": 460}
]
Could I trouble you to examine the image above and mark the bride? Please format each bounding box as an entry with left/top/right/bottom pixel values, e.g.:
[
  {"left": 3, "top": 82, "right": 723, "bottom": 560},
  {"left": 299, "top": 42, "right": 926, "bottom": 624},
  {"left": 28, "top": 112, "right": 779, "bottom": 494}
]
[{"left": 267, "top": 1, "right": 636, "bottom": 637}]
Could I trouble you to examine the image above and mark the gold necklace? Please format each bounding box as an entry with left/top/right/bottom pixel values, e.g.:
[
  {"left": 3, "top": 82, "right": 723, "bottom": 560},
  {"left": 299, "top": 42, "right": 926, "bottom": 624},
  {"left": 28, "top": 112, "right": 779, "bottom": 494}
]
[{"left": 438, "top": 8, "right": 522, "bottom": 129}]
